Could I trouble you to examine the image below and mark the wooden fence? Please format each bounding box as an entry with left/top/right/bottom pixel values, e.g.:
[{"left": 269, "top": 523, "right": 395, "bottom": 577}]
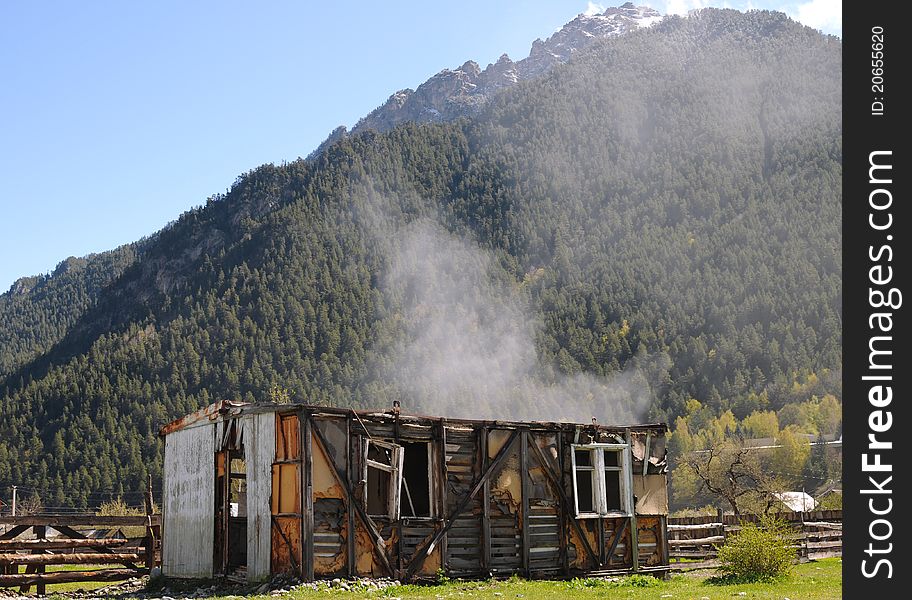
[
  {"left": 667, "top": 510, "right": 842, "bottom": 566},
  {"left": 0, "top": 514, "right": 161, "bottom": 594}
]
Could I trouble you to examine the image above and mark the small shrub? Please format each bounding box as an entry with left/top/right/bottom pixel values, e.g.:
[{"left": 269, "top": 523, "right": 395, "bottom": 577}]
[{"left": 716, "top": 516, "right": 795, "bottom": 581}]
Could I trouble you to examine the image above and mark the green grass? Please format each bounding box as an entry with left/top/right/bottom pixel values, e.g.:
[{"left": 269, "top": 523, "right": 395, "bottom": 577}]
[{"left": 206, "top": 558, "right": 841, "bottom": 600}]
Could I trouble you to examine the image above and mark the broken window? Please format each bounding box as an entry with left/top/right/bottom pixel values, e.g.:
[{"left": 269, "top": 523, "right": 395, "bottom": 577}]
[
  {"left": 401, "top": 441, "right": 433, "bottom": 518},
  {"left": 571, "top": 443, "right": 630, "bottom": 517},
  {"left": 363, "top": 440, "right": 403, "bottom": 518}
]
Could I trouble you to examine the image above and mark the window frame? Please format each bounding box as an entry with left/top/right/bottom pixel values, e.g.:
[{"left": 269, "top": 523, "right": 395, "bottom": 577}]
[
  {"left": 570, "top": 443, "right": 632, "bottom": 518},
  {"left": 362, "top": 439, "right": 404, "bottom": 519}
]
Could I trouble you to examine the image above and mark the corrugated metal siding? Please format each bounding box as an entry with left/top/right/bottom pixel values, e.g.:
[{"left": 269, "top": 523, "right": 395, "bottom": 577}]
[
  {"left": 244, "top": 412, "right": 275, "bottom": 581},
  {"left": 163, "top": 424, "right": 216, "bottom": 578}
]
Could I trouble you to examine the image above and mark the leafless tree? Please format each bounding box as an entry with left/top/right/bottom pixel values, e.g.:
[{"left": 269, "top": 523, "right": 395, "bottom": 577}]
[{"left": 683, "top": 438, "right": 785, "bottom": 516}]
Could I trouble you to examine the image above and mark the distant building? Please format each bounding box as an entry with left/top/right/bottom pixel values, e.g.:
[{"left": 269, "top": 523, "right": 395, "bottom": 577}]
[
  {"left": 159, "top": 401, "right": 670, "bottom": 582},
  {"left": 773, "top": 491, "right": 817, "bottom": 512}
]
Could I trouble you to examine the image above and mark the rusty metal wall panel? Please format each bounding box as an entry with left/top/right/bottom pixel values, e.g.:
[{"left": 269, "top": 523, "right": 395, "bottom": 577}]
[
  {"left": 271, "top": 515, "right": 302, "bottom": 574},
  {"left": 162, "top": 425, "right": 216, "bottom": 578},
  {"left": 271, "top": 412, "right": 302, "bottom": 577},
  {"left": 244, "top": 412, "right": 275, "bottom": 582},
  {"left": 276, "top": 413, "right": 300, "bottom": 462}
]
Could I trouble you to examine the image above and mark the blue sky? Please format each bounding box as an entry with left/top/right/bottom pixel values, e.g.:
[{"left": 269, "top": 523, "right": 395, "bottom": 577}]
[{"left": 0, "top": 1, "right": 840, "bottom": 291}]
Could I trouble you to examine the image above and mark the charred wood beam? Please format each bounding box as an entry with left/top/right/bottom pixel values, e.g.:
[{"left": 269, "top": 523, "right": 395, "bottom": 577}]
[
  {"left": 0, "top": 526, "right": 29, "bottom": 541},
  {"left": 309, "top": 416, "right": 395, "bottom": 577},
  {"left": 405, "top": 429, "right": 520, "bottom": 580},
  {"left": 526, "top": 437, "right": 600, "bottom": 567}
]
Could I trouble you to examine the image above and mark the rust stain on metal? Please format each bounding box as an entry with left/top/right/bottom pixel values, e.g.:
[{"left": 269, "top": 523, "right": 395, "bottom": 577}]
[
  {"left": 276, "top": 413, "right": 300, "bottom": 461},
  {"left": 353, "top": 527, "right": 375, "bottom": 575},
  {"left": 314, "top": 517, "right": 348, "bottom": 575},
  {"left": 270, "top": 516, "right": 301, "bottom": 575},
  {"left": 159, "top": 400, "right": 242, "bottom": 436},
  {"left": 271, "top": 464, "right": 300, "bottom": 514}
]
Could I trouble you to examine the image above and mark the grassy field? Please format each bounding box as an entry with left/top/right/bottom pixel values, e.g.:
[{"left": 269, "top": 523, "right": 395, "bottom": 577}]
[
  {"left": 20, "top": 558, "right": 841, "bottom": 598},
  {"left": 232, "top": 558, "right": 841, "bottom": 600}
]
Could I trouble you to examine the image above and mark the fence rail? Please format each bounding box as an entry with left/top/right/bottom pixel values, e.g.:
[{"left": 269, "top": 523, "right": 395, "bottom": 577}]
[
  {"left": 667, "top": 510, "right": 842, "bottom": 566},
  {"left": 0, "top": 480, "right": 161, "bottom": 594}
]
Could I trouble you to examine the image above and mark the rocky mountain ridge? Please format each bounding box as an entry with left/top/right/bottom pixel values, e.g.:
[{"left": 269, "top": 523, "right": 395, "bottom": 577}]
[{"left": 309, "top": 3, "right": 662, "bottom": 157}]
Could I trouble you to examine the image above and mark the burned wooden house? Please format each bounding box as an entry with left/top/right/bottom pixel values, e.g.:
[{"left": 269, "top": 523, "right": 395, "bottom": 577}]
[{"left": 159, "top": 401, "right": 669, "bottom": 582}]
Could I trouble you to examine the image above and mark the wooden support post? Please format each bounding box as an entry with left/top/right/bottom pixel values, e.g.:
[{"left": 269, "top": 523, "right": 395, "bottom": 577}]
[
  {"left": 520, "top": 429, "right": 531, "bottom": 577},
  {"left": 438, "top": 419, "right": 448, "bottom": 572},
  {"left": 625, "top": 429, "right": 639, "bottom": 572},
  {"left": 394, "top": 409, "right": 402, "bottom": 575},
  {"left": 346, "top": 413, "right": 356, "bottom": 578},
  {"left": 642, "top": 433, "right": 651, "bottom": 477},
  {"left": 557, "top": 431, "right": 569, "bottom": 576},
  {"left": 303, "top": 413, "right": 315, "bottom": 582},
  {"left": 481, "top": 427, "right": 491, "bottom": 575}
]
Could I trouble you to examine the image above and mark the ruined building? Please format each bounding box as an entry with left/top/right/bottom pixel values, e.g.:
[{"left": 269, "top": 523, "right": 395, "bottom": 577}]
[{"left": 159, "top": 401, "right": 669, "bottom": 581}]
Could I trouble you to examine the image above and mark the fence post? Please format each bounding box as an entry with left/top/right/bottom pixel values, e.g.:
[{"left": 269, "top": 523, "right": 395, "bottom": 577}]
[
  {"left": 35, "top": 525, "right": 46, "bottom": 595},
  {"left": 144, "top": 476, "right": 155, "bottom": 569}
]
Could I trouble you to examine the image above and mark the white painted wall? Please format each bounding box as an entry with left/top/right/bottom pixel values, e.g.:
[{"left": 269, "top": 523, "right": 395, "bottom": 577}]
[
  {"left": 244, "top": 412, "right": 276, "bottom": 581},
  {"left": 162, "top": 424, "right": 216, "bottom": 578}
]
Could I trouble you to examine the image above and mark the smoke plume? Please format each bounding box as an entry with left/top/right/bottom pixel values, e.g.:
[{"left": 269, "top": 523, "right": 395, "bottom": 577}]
[{"left": 372, "top": 216, "right": 666, "bottom": 424}]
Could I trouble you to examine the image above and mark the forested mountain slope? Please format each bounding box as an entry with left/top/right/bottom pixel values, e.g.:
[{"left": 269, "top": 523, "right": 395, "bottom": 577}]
[{"left": 0, "top": 9, "right": 841, "bottom": 506}]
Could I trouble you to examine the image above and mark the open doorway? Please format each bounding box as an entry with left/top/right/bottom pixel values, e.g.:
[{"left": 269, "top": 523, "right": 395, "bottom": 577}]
[
  {"left": 214, "top": 419, "right": 248, "bottom": 577},
  {"left": 401, "top": 442, "right": 433, "bottom": 518}
]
